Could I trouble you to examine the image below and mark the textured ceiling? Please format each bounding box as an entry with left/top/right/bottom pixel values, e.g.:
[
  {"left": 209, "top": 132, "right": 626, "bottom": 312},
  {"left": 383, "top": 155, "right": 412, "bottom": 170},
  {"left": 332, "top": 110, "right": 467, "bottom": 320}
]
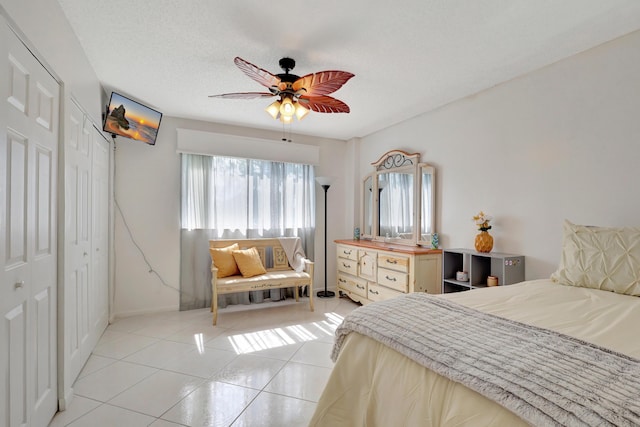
[{"left": 56, "top": 0, "right": 640, "bottom": 141}]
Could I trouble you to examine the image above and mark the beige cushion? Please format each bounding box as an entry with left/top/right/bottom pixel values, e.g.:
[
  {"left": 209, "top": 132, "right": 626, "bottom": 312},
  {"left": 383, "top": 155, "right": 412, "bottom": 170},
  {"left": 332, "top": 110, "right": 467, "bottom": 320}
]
[
  {"left": 232, "top": 247, "right": 267, "bottom": 278},
  {"left": 210, "top": 243, "right": 240, "bottom": 278},
  {"left": 551, "top": 220, "right": 640, "bottom": 296},
  {"left": 217, "top": 270, "right": 311, "bottom": 286}
]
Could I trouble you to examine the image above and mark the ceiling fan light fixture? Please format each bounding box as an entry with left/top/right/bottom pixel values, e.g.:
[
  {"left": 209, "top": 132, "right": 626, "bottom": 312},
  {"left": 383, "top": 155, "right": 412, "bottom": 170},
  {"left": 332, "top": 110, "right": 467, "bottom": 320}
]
[
  {"left": 295, "top": 103, "right": 310, "bottom": 121},
  {"left": 279, "top": 96, "right": 295, "bottom": 118},
  {"left": 265, "top": 100, "right": 281, "bottom": 119},
  {"left": 280, "top": 114, "right": 293, "bottom": 124}
]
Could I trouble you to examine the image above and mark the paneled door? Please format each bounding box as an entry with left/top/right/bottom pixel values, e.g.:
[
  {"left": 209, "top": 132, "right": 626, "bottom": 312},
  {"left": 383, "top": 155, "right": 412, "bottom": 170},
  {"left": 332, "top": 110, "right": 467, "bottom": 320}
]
[
  {"left": 90, "top": 127, "right": 109, "bottom": 347},
  {"left": 63, "top": 100, "right": 92, "bottom": 389},
  {"left": 0, "top": 17, "right": 60, "bottom": 427},
  {"left": 59, "top": 101, "right": 110, "bottom": 405}
]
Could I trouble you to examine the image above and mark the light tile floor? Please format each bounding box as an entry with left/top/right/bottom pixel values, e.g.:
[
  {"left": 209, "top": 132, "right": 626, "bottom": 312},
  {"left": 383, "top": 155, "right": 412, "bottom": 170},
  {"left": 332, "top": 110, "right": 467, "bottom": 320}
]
[{"left": 49, "top": 295, "right": 359, "bottom": 427}]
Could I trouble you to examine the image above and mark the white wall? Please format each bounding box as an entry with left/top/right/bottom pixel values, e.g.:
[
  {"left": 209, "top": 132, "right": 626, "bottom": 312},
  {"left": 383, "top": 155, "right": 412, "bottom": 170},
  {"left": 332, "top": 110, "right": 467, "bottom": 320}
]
[
  {"left": 353, "top": 30, "right": 640, "bottom": 280},
  {"left": 113, "top": 117, "right": 347, "bottom": 317}
]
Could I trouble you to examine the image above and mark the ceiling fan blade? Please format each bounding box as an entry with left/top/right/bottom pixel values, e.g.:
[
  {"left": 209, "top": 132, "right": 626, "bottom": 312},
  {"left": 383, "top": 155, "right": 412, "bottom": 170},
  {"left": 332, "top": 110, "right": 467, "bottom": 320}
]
[
  {"left": 293, "top": 70, "right": 354, "bottom": 96},
  {"left": 234, "top": 57, "right": 281, "bottom": 89},
  {"left": 299, "top": 95, "right": 350, "bottom": 113},
  {"left": 208, "top": 92, "right": 275, "bottom": 99}
]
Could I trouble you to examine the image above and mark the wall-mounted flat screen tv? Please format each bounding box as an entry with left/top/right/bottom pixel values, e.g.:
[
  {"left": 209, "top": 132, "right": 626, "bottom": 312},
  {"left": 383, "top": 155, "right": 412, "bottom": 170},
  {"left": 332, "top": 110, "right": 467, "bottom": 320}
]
[{"left": 103, "top": 92, "right": 163, "bottom": 145}]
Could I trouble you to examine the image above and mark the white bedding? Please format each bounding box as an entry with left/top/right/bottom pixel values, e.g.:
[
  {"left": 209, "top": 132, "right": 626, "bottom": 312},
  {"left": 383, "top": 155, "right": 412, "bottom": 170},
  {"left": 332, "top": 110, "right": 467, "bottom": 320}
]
[{"left": 309, "top": 280, "right": 640, "bottom": 426}]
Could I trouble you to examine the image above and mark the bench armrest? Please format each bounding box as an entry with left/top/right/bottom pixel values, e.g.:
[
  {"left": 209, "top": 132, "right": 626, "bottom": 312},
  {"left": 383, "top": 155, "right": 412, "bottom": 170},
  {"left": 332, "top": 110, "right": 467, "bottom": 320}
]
[{"left": 302, "top": 258, "right": 314, "bottom": 274}]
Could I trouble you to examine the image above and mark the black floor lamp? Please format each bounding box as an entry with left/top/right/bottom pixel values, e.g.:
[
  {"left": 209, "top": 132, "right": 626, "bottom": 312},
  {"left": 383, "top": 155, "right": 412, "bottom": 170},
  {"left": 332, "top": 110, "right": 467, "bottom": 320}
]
[{"left": 316, "top": 176, "right": 335, "bottom": 298}]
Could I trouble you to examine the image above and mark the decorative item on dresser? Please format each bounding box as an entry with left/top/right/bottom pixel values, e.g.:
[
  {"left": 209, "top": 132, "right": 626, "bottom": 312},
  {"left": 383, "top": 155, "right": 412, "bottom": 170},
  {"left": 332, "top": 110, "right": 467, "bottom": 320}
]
[
  {"left": 442, "top": 248, "right": 524, "bottom": 293},
  {"left": 336, "top": 239, "right": 442, "bottom": 304}
]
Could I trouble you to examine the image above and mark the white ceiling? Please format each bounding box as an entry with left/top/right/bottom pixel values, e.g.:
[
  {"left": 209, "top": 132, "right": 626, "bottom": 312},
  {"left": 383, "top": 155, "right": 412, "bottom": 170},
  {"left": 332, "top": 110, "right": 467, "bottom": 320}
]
[{"left": 56, "top": 0, "right": 640, "bottom": 141}]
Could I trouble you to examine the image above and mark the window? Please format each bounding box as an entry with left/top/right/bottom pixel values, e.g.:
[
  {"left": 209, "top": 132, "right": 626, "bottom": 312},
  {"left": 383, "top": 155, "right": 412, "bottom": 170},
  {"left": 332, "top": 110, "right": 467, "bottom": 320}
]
[{"left": 181, "top": 154, "right": 315, "bottom": 237}]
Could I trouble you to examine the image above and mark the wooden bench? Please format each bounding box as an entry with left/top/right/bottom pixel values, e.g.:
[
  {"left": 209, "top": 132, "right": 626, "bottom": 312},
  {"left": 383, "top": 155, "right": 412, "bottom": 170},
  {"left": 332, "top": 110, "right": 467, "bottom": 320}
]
[{"left": 210, "top": 238, "right": 314, "bottom": 325}]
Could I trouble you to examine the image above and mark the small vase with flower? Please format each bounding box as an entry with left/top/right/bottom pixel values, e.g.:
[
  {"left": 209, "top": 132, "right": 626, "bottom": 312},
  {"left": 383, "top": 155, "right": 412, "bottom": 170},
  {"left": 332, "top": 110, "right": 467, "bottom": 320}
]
[{"left": 473, "top": 211, "right": 493, "bottom": 253}]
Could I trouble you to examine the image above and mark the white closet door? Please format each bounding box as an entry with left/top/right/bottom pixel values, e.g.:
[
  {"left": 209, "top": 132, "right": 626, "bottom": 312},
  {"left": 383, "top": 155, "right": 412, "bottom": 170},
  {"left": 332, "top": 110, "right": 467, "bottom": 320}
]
[
  {"left": 64, "top": 100, "right": 93, "bottom": 384},
  {"left": 60, "top": 102, "right": 110, "bottom": 405},
  {"left": 0, "top": 18, "right": 59, "bottom": 427},
  {"left": 90, "top": 126, "right": 109, "bottom": 346}
]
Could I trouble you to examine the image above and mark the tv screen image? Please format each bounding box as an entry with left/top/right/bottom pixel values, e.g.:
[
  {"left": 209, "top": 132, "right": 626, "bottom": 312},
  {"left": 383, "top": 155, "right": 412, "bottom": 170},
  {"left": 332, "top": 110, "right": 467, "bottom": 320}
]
[{"left": 103, "top": 92, "right": 162, "bottom": 145}]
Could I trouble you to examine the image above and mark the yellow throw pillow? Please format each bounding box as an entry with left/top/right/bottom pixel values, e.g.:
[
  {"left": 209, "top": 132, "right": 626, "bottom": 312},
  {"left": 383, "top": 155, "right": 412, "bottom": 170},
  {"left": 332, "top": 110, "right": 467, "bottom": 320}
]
[
  {"left": 210, "top": 243, "right": 240, "bottom": 278},
  {"left": 232, "top": 247, "right": 267, "bottom": 278}
]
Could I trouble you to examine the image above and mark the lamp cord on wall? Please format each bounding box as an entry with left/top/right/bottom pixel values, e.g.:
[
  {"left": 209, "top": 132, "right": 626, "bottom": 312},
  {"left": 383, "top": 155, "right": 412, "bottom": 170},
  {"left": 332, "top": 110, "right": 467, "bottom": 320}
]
[
  {"left": 114, "top": 198, "right": 181, "bottom": 295},
  {"left": 110, "top": 135, "right": 184, "bottom": 302},
  {"left": 112, "top": 137, "right": 118, "bottom": 310}
]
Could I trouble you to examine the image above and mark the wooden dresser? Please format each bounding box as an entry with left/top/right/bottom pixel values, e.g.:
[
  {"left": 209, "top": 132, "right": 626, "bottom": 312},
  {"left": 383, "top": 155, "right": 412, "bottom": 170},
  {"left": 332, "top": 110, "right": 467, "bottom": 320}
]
[{"left": 335, "top": 239, "right": 442, "bottom": 304}]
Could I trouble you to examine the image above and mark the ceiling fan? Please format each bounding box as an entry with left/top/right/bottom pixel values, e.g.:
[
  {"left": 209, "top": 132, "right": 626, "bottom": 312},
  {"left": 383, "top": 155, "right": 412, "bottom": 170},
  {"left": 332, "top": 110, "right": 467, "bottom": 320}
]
[{"left": 209, "top": 57, "right": 355, "bottom": 123}]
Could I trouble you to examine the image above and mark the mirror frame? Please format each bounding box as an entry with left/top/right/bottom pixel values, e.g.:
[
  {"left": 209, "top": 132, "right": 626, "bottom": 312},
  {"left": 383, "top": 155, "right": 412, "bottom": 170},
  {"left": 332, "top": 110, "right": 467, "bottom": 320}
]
[
  {"left": 417, "top": 164, "right": 436, "bottom": 246},
  {"left": 361, "top": 173, "right": 374, "bottom": 239},
  {"left": 374, "top": 163, "right": 417, "bottom": 245},
  {"left": 362, "top": 149, "right": 436, "bottom": 247}
]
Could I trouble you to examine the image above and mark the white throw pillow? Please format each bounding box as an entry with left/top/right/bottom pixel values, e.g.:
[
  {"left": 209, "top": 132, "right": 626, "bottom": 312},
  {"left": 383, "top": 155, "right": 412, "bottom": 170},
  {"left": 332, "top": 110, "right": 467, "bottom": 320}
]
[{"left": 551, "top": 220, "right": 640, "bottom": 296}]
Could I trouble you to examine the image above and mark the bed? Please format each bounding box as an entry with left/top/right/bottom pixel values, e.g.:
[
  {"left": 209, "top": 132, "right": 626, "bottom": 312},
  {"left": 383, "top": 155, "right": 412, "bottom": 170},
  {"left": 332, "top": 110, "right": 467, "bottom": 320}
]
[{"left": 309, "top": 221, "right": 640, "bottom": 427}]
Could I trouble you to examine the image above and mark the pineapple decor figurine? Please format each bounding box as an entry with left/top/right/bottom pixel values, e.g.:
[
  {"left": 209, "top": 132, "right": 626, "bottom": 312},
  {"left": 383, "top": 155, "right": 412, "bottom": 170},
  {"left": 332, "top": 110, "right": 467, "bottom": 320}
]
[{"left": 473, "top": 211, "right": 493, "bottom": 253}]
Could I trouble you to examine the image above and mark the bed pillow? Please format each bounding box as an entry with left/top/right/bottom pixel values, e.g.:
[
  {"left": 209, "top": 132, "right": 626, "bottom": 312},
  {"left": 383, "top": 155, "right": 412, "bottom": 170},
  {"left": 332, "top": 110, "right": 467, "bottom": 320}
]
[
  {"left": 550, "top": 220, "right": 640, "bottom": 296},
  {"left": 232, "top": 247, "right": 267, "bottom": 278},
  {"left": 210, "top": 243, "right": 240, "bottom": 278}
]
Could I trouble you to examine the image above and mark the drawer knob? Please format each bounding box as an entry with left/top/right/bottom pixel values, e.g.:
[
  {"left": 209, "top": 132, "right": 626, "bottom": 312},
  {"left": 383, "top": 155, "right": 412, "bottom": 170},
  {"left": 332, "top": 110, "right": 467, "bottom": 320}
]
[
  {"left": 385, "top": 275, "right": 397, "bottom": 282},
  {"left": 356, "top": 284, "right": 364, "bottom": 289},
  {"left": 342, "top": 263, "right": 351, "bottom": 269},
  {"left": 339, "top": 278, "right": 346, "bottom": 284},
  {"left": 344, "top": 250, "right": 352, "bottom": 255},
  {"left": 370, "top": 289, "right": 379, "bottom": 295},
  {"left": 386, "top": 259, "right": 398, "bottom": 264}
]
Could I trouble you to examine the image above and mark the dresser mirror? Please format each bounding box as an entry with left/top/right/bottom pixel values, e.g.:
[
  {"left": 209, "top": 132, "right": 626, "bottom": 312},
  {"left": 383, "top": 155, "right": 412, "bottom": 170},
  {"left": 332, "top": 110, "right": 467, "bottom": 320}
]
[
  {"left": 378, "top": 168, "right": 415, "bottom": 242},
  {"left": 361, "top": 149, "right": 435, "bottom": 246},
  {"left": 418, "top": 164, "right": 436, "bottom": 246},
  {"left": 362, "top": 174, "right": 374, "bottom": 237}
]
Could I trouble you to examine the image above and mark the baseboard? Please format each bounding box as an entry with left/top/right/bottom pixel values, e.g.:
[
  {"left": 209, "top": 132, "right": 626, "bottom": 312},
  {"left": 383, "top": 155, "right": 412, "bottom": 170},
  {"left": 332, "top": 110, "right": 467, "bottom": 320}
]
[{"left": 110, "top": 305, "right": 178, "bottom": 320}]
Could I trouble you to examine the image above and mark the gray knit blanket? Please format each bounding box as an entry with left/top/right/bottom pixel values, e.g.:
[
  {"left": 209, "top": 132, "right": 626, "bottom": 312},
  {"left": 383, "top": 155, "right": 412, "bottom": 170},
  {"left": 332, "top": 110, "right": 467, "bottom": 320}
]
[{"left": 332, "top": 293, "right": 640, "bottom": 427}]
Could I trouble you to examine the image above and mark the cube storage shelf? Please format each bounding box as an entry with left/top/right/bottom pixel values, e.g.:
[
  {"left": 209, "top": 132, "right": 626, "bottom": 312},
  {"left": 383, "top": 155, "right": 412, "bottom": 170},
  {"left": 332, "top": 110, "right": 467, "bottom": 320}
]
[{"left": 442, "top": 248, "right": 524, "bottom": 293}]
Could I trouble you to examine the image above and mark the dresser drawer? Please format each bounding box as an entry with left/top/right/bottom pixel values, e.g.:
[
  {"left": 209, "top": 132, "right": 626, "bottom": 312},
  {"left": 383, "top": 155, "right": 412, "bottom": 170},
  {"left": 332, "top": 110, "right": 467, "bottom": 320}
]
[
  {"left": 337, "top": 245, "right": 358, "bottom": 261},
  {"left": 337, "top": 258, "right": 358, "bottom": 274},
  {"left": 377, "top": 268, "right": 409, "bottom": 292},
  {"left": 368, "top": 282, "right": 403, "bottom": 302},
  {"left": 378, "top": 254, "right": 409, "bottom": 273},
  {"left": 337, "top": 273, "right": 367, "bottom": 298}
]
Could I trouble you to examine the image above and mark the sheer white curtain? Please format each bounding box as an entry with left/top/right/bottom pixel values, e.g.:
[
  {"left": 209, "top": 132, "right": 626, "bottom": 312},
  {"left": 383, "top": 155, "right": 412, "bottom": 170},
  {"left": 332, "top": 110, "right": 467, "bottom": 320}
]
[
  {"left": 180, "top": 154, "right": 315, "bottom": 310},
  {"left": 421, "top": 173, "right": 433, "bottom": 235},
  {"left": 379, "top": 172, "right": 414, "bottom": 238}
]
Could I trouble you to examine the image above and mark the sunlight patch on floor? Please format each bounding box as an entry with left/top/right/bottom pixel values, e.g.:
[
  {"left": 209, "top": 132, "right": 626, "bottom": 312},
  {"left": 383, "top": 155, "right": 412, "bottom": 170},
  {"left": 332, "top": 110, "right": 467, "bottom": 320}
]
[
  {"left": 194, "top": 333, "right": 206, "bottom": 354},
  {"left": 227, "top": 312, "right": 344, "bottom": 354}
]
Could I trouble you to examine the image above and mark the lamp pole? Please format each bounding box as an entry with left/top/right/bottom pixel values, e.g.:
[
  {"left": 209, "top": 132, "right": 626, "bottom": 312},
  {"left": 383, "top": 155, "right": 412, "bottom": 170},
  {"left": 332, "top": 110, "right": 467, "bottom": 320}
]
[{"left": 316, "top": 179, "right": 335, "bottom": 298}]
